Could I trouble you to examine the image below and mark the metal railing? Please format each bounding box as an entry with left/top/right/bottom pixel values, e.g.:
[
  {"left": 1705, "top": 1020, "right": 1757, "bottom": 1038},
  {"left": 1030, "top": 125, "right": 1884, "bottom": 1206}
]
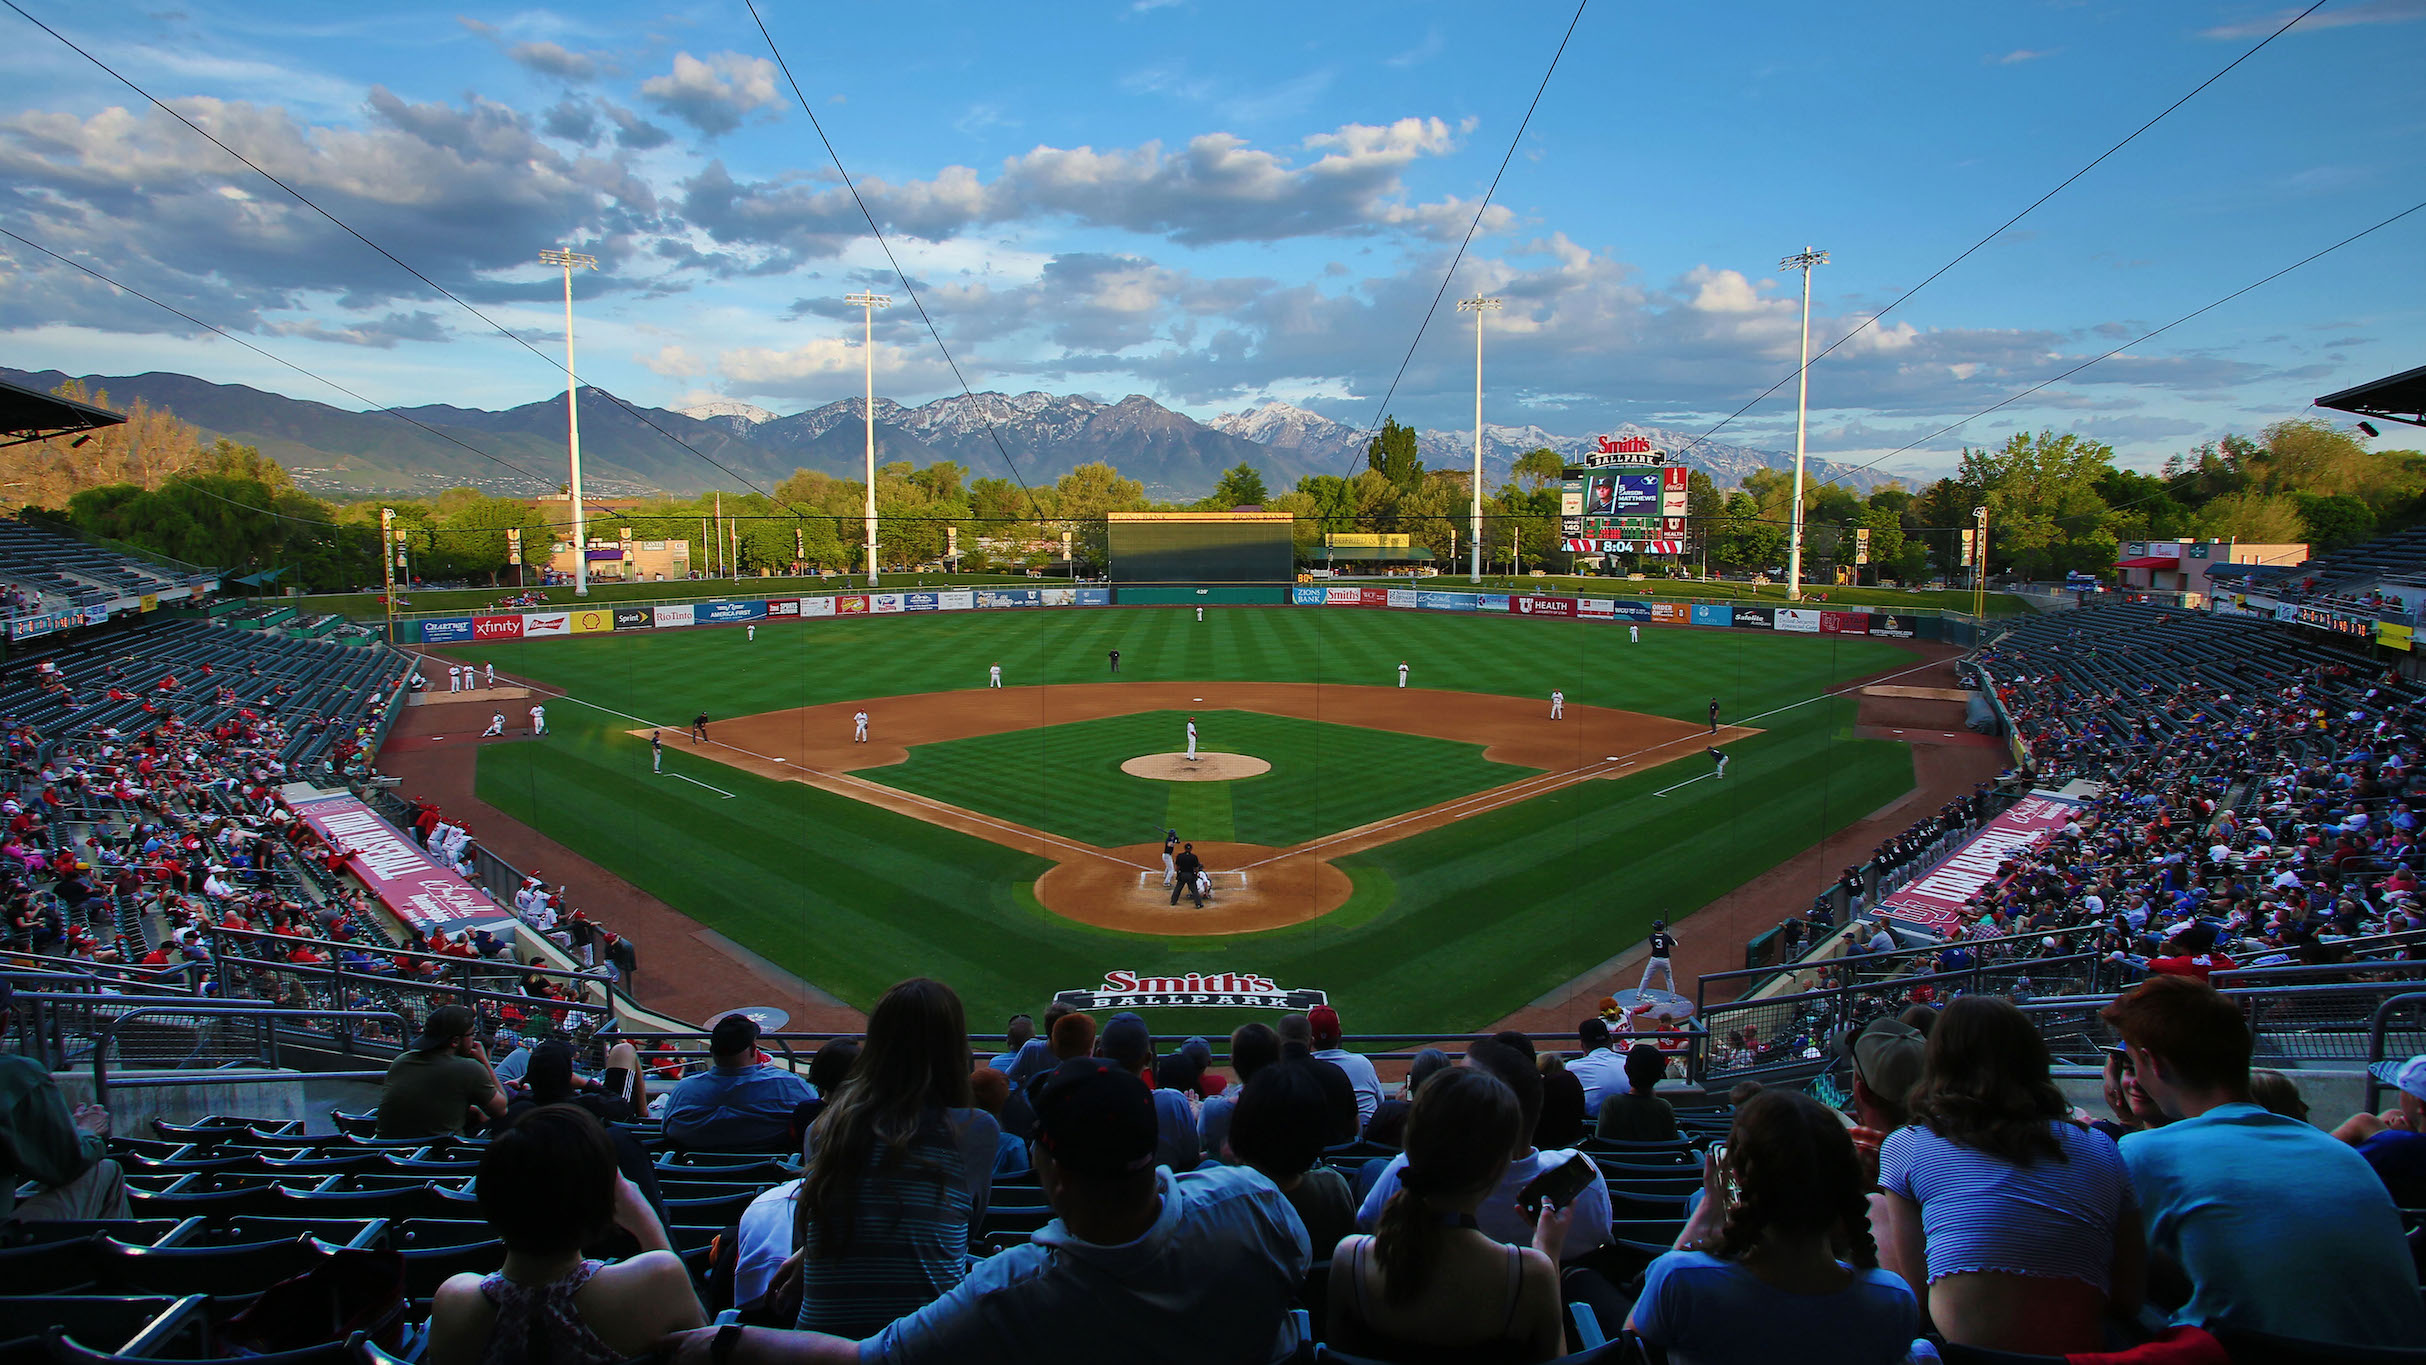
[{"left": 83, "top": 1000, "right": 409, "bottom": 1103}]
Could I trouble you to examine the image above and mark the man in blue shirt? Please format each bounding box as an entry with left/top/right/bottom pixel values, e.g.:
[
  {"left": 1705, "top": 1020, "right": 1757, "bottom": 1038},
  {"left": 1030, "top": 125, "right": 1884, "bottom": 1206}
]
[
  {"left": 2101, "top": 976, "right": 2426, "bottom": 1348},
  {"left": 668, "top": 1057, "right": 1311, "bottom": 1365},
  {"left": 661, "top": 1014, "right": 813, "bottom": 1152},
  {"left": 2335, "top": 1054, "right": 2426, "bottom": 1207}
]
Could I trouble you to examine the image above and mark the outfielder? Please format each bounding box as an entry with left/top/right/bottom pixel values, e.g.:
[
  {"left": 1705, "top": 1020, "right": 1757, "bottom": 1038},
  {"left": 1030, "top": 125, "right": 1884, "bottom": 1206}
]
[
  {"left": 1550, "top": 689, "right": 1565, "bottom": 720},
  {"left": 651, "top": 730, "right": 664, "bottom": 773},
  {"left": 989, "top": 663, "right": 1003, "bottom": 688},
  {"left": 481, "top": 713, "right": 505, "bottom": 737},
  {"left": 1709, "top": 746, "right": 1729, "bottom": 779},
  {"left": 1185, "top": 716, "right": 1199, "bottom": 762},
  {"left": 529, "top": 704, "right": 547, "bottom": 736},
  {"left": 853, "top": 710, "right": 869, "bottom": 743},
  {"left": 1162, "top": 829, "right": 1179, "bottom": 888},
  {"left": 1397, "top": 660, "right": 1409, "bottom": 688},
  {"left": 1640, "top": 918, "right": 1678, "bottom": 994},
  {"left": 1196, "top": 606, "right": 1204, "bottom": 622},
  {"left": 747, "top": 623, "right": 756, "bottom": 643},
  {"left": 1630, "top": 624, "right": 1640, "bottom": 644}
]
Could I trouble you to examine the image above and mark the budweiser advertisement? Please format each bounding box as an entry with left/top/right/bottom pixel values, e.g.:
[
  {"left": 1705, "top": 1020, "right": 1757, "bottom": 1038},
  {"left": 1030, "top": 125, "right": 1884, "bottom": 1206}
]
[{"left": 1874, "top": 794, "right": 2083, "bottom": 935}]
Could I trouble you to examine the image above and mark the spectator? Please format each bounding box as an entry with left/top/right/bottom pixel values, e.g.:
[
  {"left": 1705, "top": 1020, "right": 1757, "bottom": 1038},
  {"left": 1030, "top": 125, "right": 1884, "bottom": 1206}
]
[
  {"left": 986, "top": 1015, "right": 1031, "bottom": 1074},
  {"left": 2334, "top": 1054, "right": 2426, "bottom": 1206},
  {"left": 786, "top": 1038, "right": 860, "bottom": 1138},
  {"left": 1327, "top": 1069, "right": 1567, "bottom": 1362},
  {"left": 1876, "top": 995, "right": 2143, "bottom": 1354},
  {"left": 2245, "top": 1068, "right": 2309, "bottom": 1125},
  {"left": 1277, "top": 1011, "right": 1358, "bottom": 1142},
  {"left": 378, "top": 1004, "right": 507, "bottom": 1139},
  {"left": 1229, "top": 1062, "right": 1358, "bottom": 1260},
  {"left": 1097, "top": 1011, "right": 1199, "bottom": 1172},
  {"left": 1357, "top": 1039, "right": 1612, "bottom": 1264},
  {"left": 1628, "top": 1091, "right": 1919, "bottom": 1365},
  {"left": 2101, "top": 975, "right": 2426, "bottom": 1347},
  {"left": 792, "top": 978, "right": 997, "bottom": 1339},
  {"left": 1001, "top": 1000, "right": 1073, "bottom": 1088},
  {"left": 1362, "top": 1047, "right": 1449, "bottom": 1150},
  {"left": 427, "top": 1105, "right": 703, "bottom": 1365},
  {"left": 1564, "top": 1017, "right": 1624, "bottom": 1116},
  {"left": 0, "top": 977, "right": 128, "bottom": 1219},
  {"left": 967, "top": 1068, "right": 1028, "bottom": 1177},
  {"left": 1533, "top": 1052, "right": 1587, "bottom": 1148},
  {"left": 1595, "top": 1044, "right": 1678, "bottom": 1142},
  {"left": 1308, "top": 1005, "right": 1382, "bottom": 1132},
  {"left": 672, "top": 1058, "right": 1312, "bottom": 1365},
  {"left": 1047, "top": 1010, "right": 1096, "bottom": 1062},
  {"left": 1198, "top": 1022, "right": 1278, "bottom": 1158},
  {"left": 1837, "top": 1016, "right": 1924, "bottom": 1181},
  {"left": 662, "top": 1014, "right": 815, "bottom": 1153}
]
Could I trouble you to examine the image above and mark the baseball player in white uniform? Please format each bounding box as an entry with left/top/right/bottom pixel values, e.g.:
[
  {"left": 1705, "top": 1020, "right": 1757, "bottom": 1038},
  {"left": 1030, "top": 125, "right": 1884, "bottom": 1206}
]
[
  {"left": 651, "top": 731, "right": 663, "bottom": 773},
  {"left": 1185, "top": 717, "right": 1199, "bottom": 762},
  {"left": 482, "top": 713, "right": 505, "bottom": 737},
  {"left": 1397, "top": 660, "right": 1409, "bottom": 688},
  {"left": 853, "top": 710, "right": 869, "bottom": 743},
  {"left": 529, "top": 704, "right": 546, "bottom": 736},
  {"left": 989, "top": 663, "right": 1003, "bottom": 688},
  {"left": 747, "top": 623, "right": 756, "bottom": 643},
  {"left": 1196, "top": 607, "right": 1204, "bottom": 622},
  {"left": 1550, "top": 690, "right": 1564, "bottom": 719},
  {"left": 1630, "top": 624, "right": 1640, "bottom": 644},
  {"left": 448, "top": 665, "right": 462, "bottom": 692},
  {"left": 484, "top": 662, "right": 496, "bottom": 687}
]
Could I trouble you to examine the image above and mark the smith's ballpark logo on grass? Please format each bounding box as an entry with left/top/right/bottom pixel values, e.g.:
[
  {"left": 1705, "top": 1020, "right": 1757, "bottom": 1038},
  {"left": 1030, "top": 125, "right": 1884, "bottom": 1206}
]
[{"left": 1057, "top": 971, "right": 1327, "bottom": 1011}]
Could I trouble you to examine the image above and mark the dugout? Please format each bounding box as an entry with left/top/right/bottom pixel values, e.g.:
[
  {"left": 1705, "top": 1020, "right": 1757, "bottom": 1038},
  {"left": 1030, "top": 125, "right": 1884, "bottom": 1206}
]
[{"left": 1107, "top": 511, "right": 1294, "bottom": 584}]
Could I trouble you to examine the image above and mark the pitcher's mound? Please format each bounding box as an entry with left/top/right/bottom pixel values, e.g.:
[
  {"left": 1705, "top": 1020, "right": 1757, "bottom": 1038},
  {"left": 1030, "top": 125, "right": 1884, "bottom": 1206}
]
[{"left": 1121, "top": 751, "right": 1272, "bottom": 782}]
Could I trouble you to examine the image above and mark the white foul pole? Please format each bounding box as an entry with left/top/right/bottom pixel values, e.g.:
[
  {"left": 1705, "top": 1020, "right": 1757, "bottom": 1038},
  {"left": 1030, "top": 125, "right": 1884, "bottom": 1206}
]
[
  {"left": 1458, "top": 295, "right": 1501, "bottom": 581},
  {"left": 1779, "top": 247, "right": 1827, "bottom": 602},
  {"left": 846, "top": 291, "right": 892, "bottom": 585},
  {"left": 540, "top": 248, "right": 598, "bottom": 596}
]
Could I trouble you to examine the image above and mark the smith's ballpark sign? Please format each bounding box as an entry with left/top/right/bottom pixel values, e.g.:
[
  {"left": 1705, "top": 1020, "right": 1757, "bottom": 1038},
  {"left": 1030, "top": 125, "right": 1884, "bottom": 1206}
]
[{"left": 1056, "top": 971, "right": 1327, "bottom": 1010}]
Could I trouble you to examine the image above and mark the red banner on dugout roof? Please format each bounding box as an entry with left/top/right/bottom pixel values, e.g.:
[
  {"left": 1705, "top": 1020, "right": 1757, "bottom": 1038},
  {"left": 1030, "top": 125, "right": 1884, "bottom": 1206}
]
[
  {"left": 1873, "top": 794, "right": 2084, "bottom": 936},
  {"left": 290, "top": 792, "right": 518, "bottom": 942}
]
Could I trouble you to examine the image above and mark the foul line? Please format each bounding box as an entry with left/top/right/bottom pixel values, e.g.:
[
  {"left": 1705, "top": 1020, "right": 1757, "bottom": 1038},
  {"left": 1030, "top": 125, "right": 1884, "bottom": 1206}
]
[
  {"left": 1652, "top": 772, "right": 1717, "bottom": 798},
  {"left": 663, "top": 771, "right": 737, "bottom": 799}
]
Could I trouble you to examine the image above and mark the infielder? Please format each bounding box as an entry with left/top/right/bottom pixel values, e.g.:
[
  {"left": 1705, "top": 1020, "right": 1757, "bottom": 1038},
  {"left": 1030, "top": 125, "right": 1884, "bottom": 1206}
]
[
  {"left": 1162, "top": 829, "right": 1179, "bottom": 888},
  {"left": 691, "top": 712, "right": 710, "bottom": 743},
  {"left": 481, "top": 713, "right": 505, "bottom": 737},
  {"left": 484, "top": 662, "right": 496, "bottom": 687},
  {"left": 1550, "top": 689, "right": 1565, "bottom": 719},
  {"left": 989, "top": 663, "right": 1003, "bottom": 688},
  {"left": 747, "top": 623, "right": 756, "bottom": 643},
  {"left": 1397, "top": 660, "right": 1409, "bottom": 688},
  {"left": 1630, "top": 624, "right": 1640, "bottom": 644},
  {"left": 529, "top": 704, "right": 547, "bottom": 736},
  {"left": 853, "top": 710, "right": 869, "bottom": 743},
  {"left": 1709, "top": 746, "right": 1729, "bottom": 779},
  {"left": 651, "top": 730, "right": 664, "bottom": 773},
  {"left": 1185, "top": 716, "right": 1199, "bottom": 762},
  {"left": 1708, "top": 697, "right": 1721, "bottom": 734},
  {"left": 1640, "top": 918, "right": 1678, "bottom": 994}
]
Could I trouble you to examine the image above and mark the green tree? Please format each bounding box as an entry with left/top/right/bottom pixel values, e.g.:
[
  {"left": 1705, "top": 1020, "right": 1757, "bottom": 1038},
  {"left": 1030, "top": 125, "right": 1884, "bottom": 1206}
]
[
  {"left": 2291, "top": 492, "right": 2376, "bottom": 550},
  {"left": 1206, "top": 462, "right": 1271, "bottom": 508},
  {"left": 1511, "top": 448, "right": 1565, "bottom": 489},
  {"left": 1365, "top": 417, "right": 1424, "bottom": 492},
  {"left": 1960, "top": 431, "right": 2117, "bottom": 580},
  {"left": 2197, "top": 490, "right": 2307, "bottom": 543}
]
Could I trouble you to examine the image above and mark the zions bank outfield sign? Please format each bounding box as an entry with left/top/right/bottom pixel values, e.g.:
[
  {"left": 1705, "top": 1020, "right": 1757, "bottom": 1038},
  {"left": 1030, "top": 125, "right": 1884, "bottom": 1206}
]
[{"left": 1055, "top": 971, "right": 1327, "bottom": 1011}]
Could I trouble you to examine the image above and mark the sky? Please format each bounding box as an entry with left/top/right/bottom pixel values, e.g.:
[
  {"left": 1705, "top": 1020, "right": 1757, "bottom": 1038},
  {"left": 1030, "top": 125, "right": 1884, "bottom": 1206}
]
[{"left": 0, "top": 0, "right": 2421, "bottom": 484}]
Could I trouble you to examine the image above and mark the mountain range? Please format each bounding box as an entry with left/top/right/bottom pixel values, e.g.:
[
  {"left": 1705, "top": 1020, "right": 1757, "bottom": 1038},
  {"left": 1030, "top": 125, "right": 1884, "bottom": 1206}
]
[{"left": 2, "top": 368, "right": 1896, "bottom": 501}]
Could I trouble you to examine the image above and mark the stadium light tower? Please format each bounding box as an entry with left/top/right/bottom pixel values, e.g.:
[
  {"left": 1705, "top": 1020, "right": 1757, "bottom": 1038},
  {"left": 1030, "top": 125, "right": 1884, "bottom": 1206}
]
[
  {"left": 541, "top": 247, "right": 599, "bottom": 596},
  {"left": 1779, "top": 247, "right": 1826, "bottom": 602},
  {"left": 846, "top": 290, "right": 892, "bottom": 585},
  {"left": 1458, "top": 295, "right": 1502, "bottom": 581}
]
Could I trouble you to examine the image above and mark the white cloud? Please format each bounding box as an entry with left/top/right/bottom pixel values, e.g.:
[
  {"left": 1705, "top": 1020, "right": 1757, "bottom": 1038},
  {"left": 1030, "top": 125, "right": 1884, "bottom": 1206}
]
[
  {"left": 1987, "top": 48, "right": 2060, "bottom": 65},
  {"left": 637, "top": 344, "right": 704, "bottom": 377},
  {"left": 640, "top": 52, "right": 784, "bottom": 136},
  {"left": 2202, "top": 0, "right": 2425, "bottom": 39}
]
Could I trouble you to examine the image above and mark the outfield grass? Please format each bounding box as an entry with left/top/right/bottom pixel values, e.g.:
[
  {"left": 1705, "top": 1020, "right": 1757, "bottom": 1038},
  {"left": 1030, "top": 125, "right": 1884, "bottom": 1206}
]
[
  {"left": 869, "top": 709, "right": 1537, "bottom": 848},
  {"left": 458, "top": 608, "right": 1920, "bottom": 1032}
]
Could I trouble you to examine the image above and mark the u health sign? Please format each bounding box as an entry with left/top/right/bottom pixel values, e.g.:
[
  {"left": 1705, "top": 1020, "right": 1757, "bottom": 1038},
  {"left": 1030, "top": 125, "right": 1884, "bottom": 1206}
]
[{"left": 1512, "top": 596, "right": 1575, "bottom": 618}]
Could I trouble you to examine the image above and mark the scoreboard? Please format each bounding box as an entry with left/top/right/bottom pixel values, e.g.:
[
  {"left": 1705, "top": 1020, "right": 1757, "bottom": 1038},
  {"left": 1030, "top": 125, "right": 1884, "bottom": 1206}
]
[{"left": 1562, "top": 436, "right": 1688, "bottom": 549}]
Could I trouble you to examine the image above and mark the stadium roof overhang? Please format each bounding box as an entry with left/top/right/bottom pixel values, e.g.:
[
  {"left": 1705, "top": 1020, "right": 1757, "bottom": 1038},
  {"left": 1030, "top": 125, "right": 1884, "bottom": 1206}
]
[
  {"left": 2317, "top": 363, "right": 2426, "bottom": 430},
  {"left": 0, "top": 376, "right": 127, "bottom": 450}
]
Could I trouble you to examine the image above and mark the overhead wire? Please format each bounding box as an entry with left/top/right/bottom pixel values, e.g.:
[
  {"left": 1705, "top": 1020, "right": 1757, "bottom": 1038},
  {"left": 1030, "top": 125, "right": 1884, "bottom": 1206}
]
[
  {"left": 1335, "top": 0, "right": 1590, "bottom": 479},
  {"left": 1668, "top": 0, "right": 2331, "bottom": 462},
  {"left": 742, "top": 0, "right": 1043, "bottom": 517}
]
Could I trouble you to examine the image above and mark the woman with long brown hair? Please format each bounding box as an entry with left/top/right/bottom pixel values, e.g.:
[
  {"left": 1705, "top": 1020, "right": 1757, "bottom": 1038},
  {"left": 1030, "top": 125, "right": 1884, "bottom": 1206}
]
[
  {"left": 1877, "top": 993, "right": 2142, "bottom": 1354},
  {"left": 790, "top": 978, "right": 998, "bottom": 1338}
]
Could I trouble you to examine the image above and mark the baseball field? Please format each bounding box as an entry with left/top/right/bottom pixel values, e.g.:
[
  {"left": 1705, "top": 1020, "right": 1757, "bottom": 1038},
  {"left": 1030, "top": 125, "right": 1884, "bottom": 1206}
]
[{"left": 424, "top": 606, "right": 1925, "bottom": 1034}]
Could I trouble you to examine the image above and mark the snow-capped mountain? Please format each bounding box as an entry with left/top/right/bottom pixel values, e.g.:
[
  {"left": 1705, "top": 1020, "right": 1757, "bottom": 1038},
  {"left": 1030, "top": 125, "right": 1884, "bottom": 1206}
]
[
  {"left": 1206, "top": 400, "right": 1895, "bottom": 493},
  {"left": 674, "top": 399, "right": 780, "bottom": 439}
]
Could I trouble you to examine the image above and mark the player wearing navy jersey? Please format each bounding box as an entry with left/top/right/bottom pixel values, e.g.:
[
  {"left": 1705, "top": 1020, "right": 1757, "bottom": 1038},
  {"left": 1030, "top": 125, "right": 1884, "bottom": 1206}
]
[{"left": 1640, "top": 918, "right": 1678, "bottom": 994}]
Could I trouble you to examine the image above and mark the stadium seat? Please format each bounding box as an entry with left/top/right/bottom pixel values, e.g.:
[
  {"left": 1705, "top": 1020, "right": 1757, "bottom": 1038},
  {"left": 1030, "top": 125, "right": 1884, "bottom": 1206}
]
[
  {"left": 41, "top": 1330, "right": 377, "bottom": 1365},
  {"left": 98, "top": 1234, "right": 349, "bottom": 1298},
  {"left": 0, "top": 1296, "right": 204, "bottom": 1359},
  {"left": 0, "top": 1236, "right": 103, "bottom": 1294},
  {"left": 2214, "top": 1330, "right": 2426, "bottom": 1364},
  {"left": 398, "top": 1240, "right": 504, "bottom": 1298}
]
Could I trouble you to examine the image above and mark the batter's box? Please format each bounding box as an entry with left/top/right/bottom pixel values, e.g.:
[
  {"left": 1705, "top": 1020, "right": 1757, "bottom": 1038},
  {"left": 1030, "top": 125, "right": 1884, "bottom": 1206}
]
[{"left": 1135, "top": 870, "right": 1250, "bottom": 893}]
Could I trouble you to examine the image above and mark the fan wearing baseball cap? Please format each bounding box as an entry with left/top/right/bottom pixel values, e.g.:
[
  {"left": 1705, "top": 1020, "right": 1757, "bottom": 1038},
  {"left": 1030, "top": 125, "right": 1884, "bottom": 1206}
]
[
  {"left": 671, "top": 1057, "right": 1312, "bottom": 1365},
  {"left": 2334, "top": 1054, "right": 2426, "bottom": 1207},
  {"left": 1307, "top": 1004, "right": 1382, "bottom": 1131}
]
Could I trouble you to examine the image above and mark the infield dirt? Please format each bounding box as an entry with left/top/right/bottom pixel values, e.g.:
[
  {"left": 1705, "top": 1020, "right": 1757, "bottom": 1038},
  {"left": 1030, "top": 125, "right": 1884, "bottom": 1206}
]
[{"left": 651, "top": 682, "right": 1752, "bottom": 936}]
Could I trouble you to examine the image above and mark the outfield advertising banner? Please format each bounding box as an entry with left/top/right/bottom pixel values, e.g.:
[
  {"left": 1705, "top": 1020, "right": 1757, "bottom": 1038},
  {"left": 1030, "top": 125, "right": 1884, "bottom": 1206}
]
[
  {"left": 1386, "top": 588, "right": 1417, "bottom": 610},
  {"left": 977, "top": 589, "right": 1035, "bottom": 608},
  {"left": 1732, "top": 607, "right": 1773, "bottom": 629},
  {"left": 1076, "top": 587, "right": 1112, "bottom": 606},
  {"left": 1609, "top": 601, "right": 1651, "bottom": 621},
  {"left": 764, "top": 599, "right": 801, "bottom": 618},
  {"left": 1869, "top": 613, "right": 1914, "bottom": 639},
  {"left": 836, "top": 595, "right": 870, "bottom": 615},
  {"left": 654, "top": 604, "right": 695, "bottom": 629},
  {"left": 1821, "top": 611, "right": 1870, "bottom": 635},
  {"left": 523, "top": 613, "right": 571, "bottom": 638},
  {"left": 1416, "top": 590, "right": 1476, "bottom": 612},
  {"left": 1325, "top": 585, "right": 1363, "bottom": 606},
  {"left": 1875, "top": 794, "right": 2085, "bottom": 936},
  {"left": 1292, "top": 585, "right": 1325, "bottom": 606},
  {"left": 872, "top": 593, "right": 905, "bottom": 614},
  {"left": 1775, "top": 608, "right": 1822, "bottom": 633},
  {"left": 568, "top": 609, "right": 615, "bottom": 634},
  {"left": 1476, "top": 594, "right": 1511, "bottom": 612},
  {"left": 804, "top": 596, "right": 837, "bottom": 618},
  {"left": 1043, "top": 588, "right": 1078, "bottom": 607},
  {"left": 903, "top": 592, "right": 942, "bottom": 612},
  {"left": 1692, "top": 604, "right": 1733, "bottom": 628},
  {"left": 1650, "top": 602, "right": 1690, "bottom": 624},
  {"left": 940, "top": 590, "right": 975, "bottom": 611},
  {"left": 699, "top": 601, "right": 765, "bottom": 624},
  {"left": 472, "top": 614, "right": 524, "bottom": 642},
  {"left": 421, "top": 618, "right": 474, "bottom": 644},
  {"left": 612, "top": 608, "right": 654, "bottom": 630},
  {"left": 1512, "top": 596, "right": 1575, "bottom": 619},
  {"left": 1579, "top": 598, "right": 1615, "bottom": 619}
]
